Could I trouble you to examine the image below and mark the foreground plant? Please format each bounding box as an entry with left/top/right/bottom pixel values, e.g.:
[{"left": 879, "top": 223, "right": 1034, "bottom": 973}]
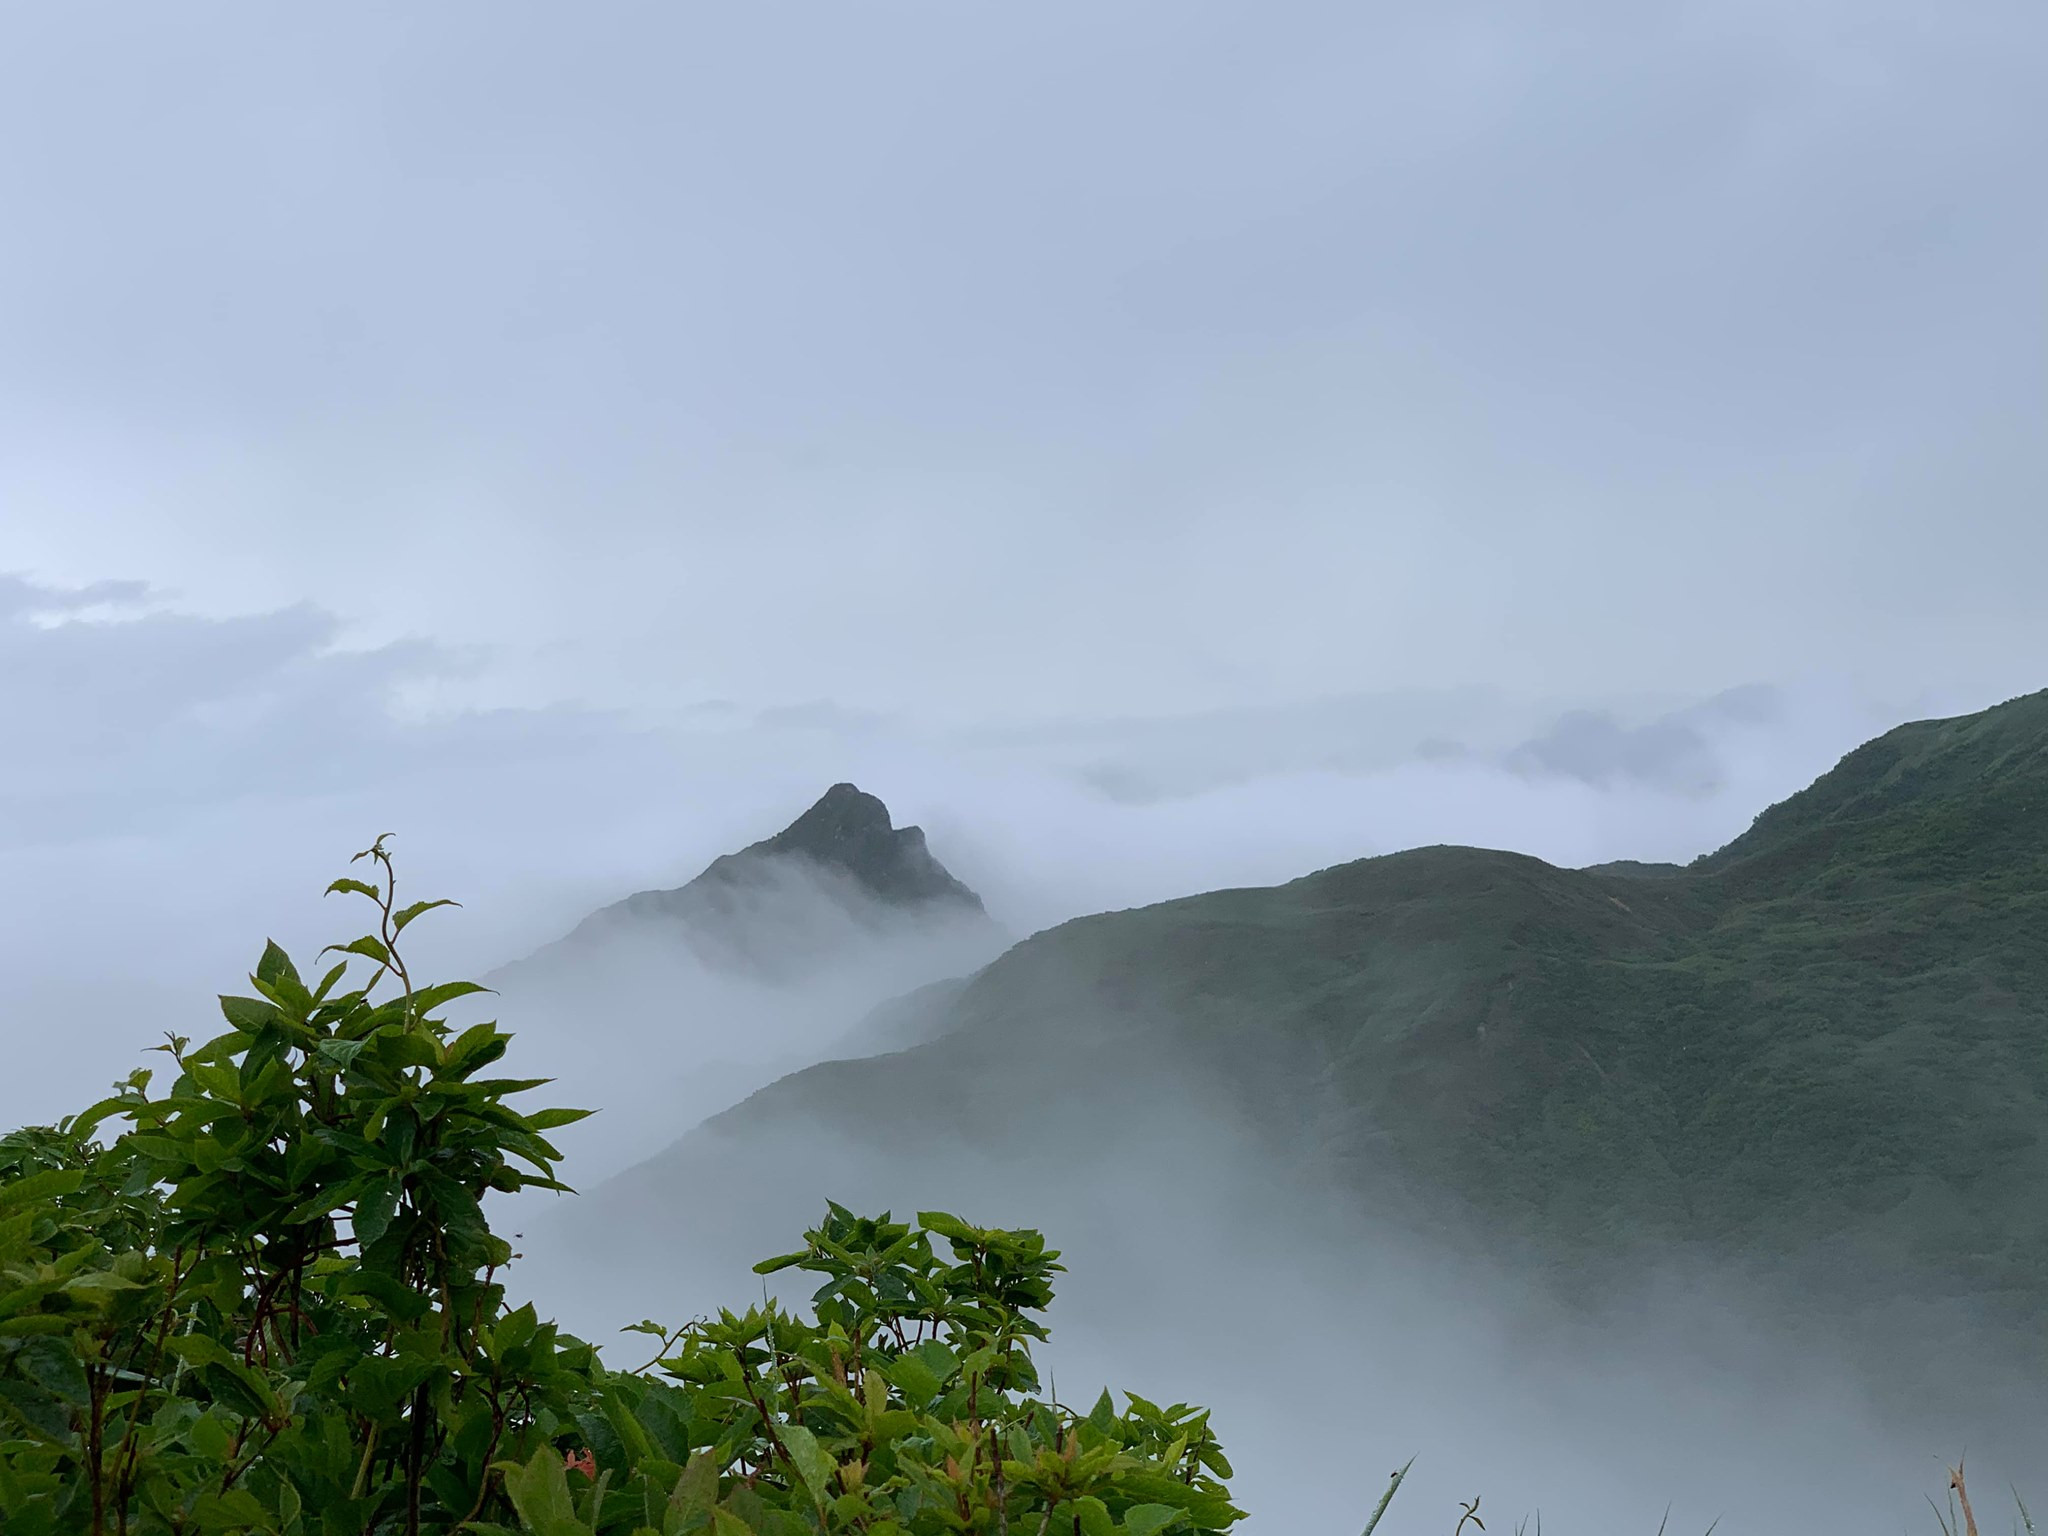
[
  {"left": 1931, "top": 1460, "right": 2036, "bottom": 1536},
  {"left": 0, "top": 838, "right": 1243, "bottom": 1535}
]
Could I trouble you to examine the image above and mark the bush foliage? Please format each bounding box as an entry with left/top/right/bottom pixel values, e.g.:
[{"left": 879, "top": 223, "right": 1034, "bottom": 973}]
[{"left": 0, "top": 840, "right": 1244, "bottom": 1536}]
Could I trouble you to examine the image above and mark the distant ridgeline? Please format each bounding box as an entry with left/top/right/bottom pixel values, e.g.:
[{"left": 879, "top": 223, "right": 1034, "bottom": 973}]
[
  {"left": 490, "top": 782, "right": 992, "bottom": 987},
  {"left": 589, "top": 691, "right": 2048, "bottom": 1359}
]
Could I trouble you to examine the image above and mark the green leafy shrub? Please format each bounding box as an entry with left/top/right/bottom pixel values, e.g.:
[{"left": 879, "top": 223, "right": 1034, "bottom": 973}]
[{"left": 0, "top": 839, "right": 1245, "bottom": 1536}]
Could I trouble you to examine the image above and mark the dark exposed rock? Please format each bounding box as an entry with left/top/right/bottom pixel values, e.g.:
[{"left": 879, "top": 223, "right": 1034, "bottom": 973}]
[
  {"left": 709, "top": 782, "right": 983, "bottom": 913},
  {"left": 492, "top": 784, "right": 988, "bottom": 985}
]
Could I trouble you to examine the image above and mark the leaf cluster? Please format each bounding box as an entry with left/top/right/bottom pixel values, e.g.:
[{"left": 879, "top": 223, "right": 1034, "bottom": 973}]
[{"left": 0, "top": 840, "right": 1243, "bottom": 1536}]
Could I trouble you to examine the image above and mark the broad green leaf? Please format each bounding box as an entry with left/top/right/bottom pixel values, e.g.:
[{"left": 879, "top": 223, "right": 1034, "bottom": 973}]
[
  {"left": 315, "top": 1037, "right": 371, "bottom": 1071},
  {"left": 14, "top": 1337, "right": 89, "bottom": 1407},
  {"left": 416, "top": 980, "right": 495, "bottom": 1015},
  {"left": 668, "top": 1449, "right": 720, "bottom": 1519},
  {"left": 121, "top": 1133, "right": 190, "bottom": 1167},
  {"left": 603, "top": 1383, "right": 657, "bottom": 1463},
  {"left": 916, "top": 1210, "right": 981, "bottom": 1244},
  {"left": 392, "top": 897, "right": 459, "bottom": 933},
  {"left": 882, "top": 1351, "right": 942, "bottom": 1406},
  {"left": 524, "top": 1106, "right": 594, "bottom": 1131},
  {"left": 499, "top": 1443, "right": 580, "bottom": 1533},
  {"left": 494, "top": 1301, "right": 539, "bottom": 1355},
  {"left": 255, "top": 938, "right": 304, "bottom": 989},
  {"left": 197, "top": 1357, "right": 283, "bottom": 1422},
  {"left": 165, "top": 1334, "right": 238, "bottom": 1369},
  {"left": 185, "top": 1411, "right": 236, "bottom": 1463},
  {"left": 910, "top": 1340, "right": 956, "bottom": 1388},
  {"left": 186, "top": 1487, "right": 272, "bottom": 1530},
  {"left": 325, "top": 935, "right": 392, "bottom": 968},
  {"left": 443, "top": 1019, "right": 507, "bottom": 1075},
  {"left": 0, "top": 1169, "right": 85, "bottom": 1210},
  {"left": 351, "top": 1175, "right": 401, "bottom": 1250},
  {"left": 0, "top": 1315, "right": 77, "bottom": 1338},
  {"left": 218, "top": 994, "right": 283, "bottom": 1032},
  {"left": 373, "top": 1029, "right": 439, "bottom": 1071},
  {"left": 776, "top": 1421, "right": 833, "bottom": 1509},
  {"left": 1121, "top": 1504, "right": 1186, "bottom": 1536},
  {"left": 1087, "top": 1389, "right": 1117, "bottom": 1434}
]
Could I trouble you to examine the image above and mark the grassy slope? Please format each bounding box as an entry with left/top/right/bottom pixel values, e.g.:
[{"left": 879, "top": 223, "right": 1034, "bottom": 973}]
[{"left": 616, "top": 691, "right": 2048, "bottom": 1315}]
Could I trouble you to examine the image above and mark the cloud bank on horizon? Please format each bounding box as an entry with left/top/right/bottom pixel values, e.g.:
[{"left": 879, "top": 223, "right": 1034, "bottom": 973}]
[{"left": 0, "top": 570, "right": 2010, "bottom": 1135}]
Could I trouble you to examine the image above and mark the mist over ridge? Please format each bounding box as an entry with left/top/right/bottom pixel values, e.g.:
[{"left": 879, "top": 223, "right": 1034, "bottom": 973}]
[
  {"left": 486, "top": 689, "right": 2048, "bottom": 1532},
  {"left": 476, "top": 782, "right": 1005, "bottom": 1184}
]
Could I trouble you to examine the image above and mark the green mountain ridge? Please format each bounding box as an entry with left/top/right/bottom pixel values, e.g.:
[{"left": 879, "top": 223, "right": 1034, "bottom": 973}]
[{"left": 592, "top": 691, "right": 2048, "bottom": 1342}]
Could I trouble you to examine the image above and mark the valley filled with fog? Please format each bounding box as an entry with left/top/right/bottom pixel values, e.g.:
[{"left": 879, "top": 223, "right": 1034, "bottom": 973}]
[{"left": 459, "top": 740, "right": 2047, "bottom": 1532}]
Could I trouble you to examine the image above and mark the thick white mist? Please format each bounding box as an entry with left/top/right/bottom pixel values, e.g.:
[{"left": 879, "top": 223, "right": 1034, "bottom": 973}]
[
  {"left": 480, "top": 857, "right": 1004, "bottom": 1184},
  {"left": 3, "top": 675, "right": 1919, "bottom": 1128},
  {"left": 500, "top": 1089, "right": 2043, "bottom": 1536}
]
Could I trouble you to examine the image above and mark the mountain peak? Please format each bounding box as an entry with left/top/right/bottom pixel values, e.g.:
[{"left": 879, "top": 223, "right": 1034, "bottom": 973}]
[
  {"left": 768, "top": 783, "right": 895, "bottom": 856},
  {"left": 495, "top": 783, "right": 990, "bottom": 988},
  {"left": 740, "top": 783, "right": 983, "bottom": 912}
]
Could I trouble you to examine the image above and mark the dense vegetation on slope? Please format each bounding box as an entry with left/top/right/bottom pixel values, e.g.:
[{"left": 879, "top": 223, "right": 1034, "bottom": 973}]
[{"left": 616, "top": 693, "right": 2048, "bottom": 1331}]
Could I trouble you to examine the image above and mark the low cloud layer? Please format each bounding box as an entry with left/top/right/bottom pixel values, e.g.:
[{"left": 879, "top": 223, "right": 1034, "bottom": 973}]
[
  {"left": 505, "top": 1056, "right": 2043, "bottom": 1534},
  {"left": 0, "top": 574, "right": 2001, "bottom": 1129}
]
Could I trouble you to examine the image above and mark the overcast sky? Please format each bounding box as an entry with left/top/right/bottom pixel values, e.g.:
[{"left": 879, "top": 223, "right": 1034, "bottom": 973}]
[
  {"left": 2, "top": 2, "right": 2045, "bottom": 1119},
  {"left": 5, "top": 1, "right": 2044, "bottom": 717}
]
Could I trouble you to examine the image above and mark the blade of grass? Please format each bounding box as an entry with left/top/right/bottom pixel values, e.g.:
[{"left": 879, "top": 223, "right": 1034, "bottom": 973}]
[
  {"left": 1953, "top": 1462, "right": 1981, "bottom": 1536},
  {"left": 1360, "top": 1456, "right": 1415, "bottom": 1536}
]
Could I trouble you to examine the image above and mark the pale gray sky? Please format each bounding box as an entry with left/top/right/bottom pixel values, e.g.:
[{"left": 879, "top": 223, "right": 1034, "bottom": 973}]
[
  {"left": 3, "top": 2, "right": 2043, "bottom": 722},
  {"left": 1, "top": 3, "right": 2044, "bottom": 1120}
]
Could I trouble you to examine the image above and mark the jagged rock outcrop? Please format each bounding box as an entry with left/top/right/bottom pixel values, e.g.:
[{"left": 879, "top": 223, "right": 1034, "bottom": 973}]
[{"left": 491, "top": 783, "right": 991, "bottom": 985}]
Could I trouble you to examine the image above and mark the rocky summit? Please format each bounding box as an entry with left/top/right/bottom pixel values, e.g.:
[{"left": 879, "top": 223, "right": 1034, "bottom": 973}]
[
  {"left": 700, "top": 782, "right": 985, "bottom": 914},
  {"left": 492, "top": 783, "right": 990, "bottom": 985}
]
